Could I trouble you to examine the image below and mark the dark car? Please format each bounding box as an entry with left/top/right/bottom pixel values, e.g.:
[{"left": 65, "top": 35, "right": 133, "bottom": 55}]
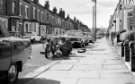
[{"left": 69, "top": 37, "right": 82, "bottom": 48}]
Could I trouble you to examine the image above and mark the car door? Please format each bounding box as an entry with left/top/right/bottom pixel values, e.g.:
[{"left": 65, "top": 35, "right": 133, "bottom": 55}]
[
  {"left": 11, "top": 40, "right": 31, "bottom": 66},
  {"left": 0, "top": 41, "right": 12, "bottom": 71}
]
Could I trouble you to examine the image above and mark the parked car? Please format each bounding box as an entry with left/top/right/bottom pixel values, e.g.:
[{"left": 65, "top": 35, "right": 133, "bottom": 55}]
[
  {"left": 0, "top": 37, "right": 31, "bottom": 84},
  {"left": 0, "top": 16, "right": 31, "bottom": 83},
  {"left": 30, "top": 35, "right": 42, "bottom": 43},
  {"left": 69, "top": 37, "right": 83, "bottom": 48}
]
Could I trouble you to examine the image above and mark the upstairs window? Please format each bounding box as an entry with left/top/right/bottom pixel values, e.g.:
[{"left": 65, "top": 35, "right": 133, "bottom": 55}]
[
  {"left": 130, "top": 26, "right": 133, "bottom": 30},
  {"left": 0, "top": 0, "right": 3, "bottom": 8},
  {"left": 19, "top": 3, "right": 22, "bottom": 16},
  {"left": 41, "top": 11, "right": 43, "bottom": 22},
  {"left": 25, "top": 5, "right": 28, "bottom": 18},
  {"left": 47, "top": 13, "right": 49, "bottom": 20},
  {"left": 37, "top": 9, "right": 40, "bottom": 21},
  {"left": 33, "top": 7, "right": 36, "bottom": 19},
  {"left": 38, "top": 10, "right": 40, "bottom": 21},
  {"left": 27, "top": 7, "right": 29, "bottom": 18},
  {"left": 12, "top": 2, "right": 15, "bottom": 14}
]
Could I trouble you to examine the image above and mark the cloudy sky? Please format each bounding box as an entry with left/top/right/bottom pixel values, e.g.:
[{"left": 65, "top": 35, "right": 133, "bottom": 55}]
[{"left": 39, "top": 0, "right": 119, "bottom": 29}]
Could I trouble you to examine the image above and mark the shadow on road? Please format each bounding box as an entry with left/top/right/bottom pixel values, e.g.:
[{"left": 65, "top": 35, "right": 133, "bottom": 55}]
[{"left": 17, "top": 78, "right": 60, "bottom": 84}]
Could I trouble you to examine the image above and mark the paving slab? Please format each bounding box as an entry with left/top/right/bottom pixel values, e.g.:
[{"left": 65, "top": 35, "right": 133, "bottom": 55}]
[
  {"left": 37, "top": 71, "right": 70, "bottom": 78},
  {"left": 67, "top": 71, "right": 100, "bottom": 78},
  {"left": 72, "top": 64, "right": 100, "bottom": 71},
  {"left": 37, "top": 71, "right": 100, "bottom": 79},
  {"left": 101, "top": 72, "right": 133, "bottom": 79},
  {"left": 79, "top": 59, "right": 103, "bottom": 65},
  {"left": 102, "top": 69, "right": 129, "bottom": 73},
  {"left": 103, "top": 61, "right": 122, "bottom": 65},
  {"left": 49, "top": 64, "right": 73, "bottom": 71},
  {"left": 77, "top": 78, "right": 135, "bottom": 84},
  {"left": 103, "top": 64, "right": 127, "bottom": 70},
  {"left": 59, "top": 60, "right": 79, "bottom": 64}
]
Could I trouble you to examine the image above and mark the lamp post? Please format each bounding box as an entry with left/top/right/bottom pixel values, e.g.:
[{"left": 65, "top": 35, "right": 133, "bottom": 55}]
[{"left": 92, "top": 0, "right": 97, "bottom": 41}]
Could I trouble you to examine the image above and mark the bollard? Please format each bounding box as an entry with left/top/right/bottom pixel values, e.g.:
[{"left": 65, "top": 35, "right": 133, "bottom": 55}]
[
  {"left": 124, "top": 41, "right": 130, "bottom": 62},
  {"left": 121, "top": 42, "right": 124, "bottom": 57},
  {"left": 130, "top": 41, "right": 135, "bottom": 72}
]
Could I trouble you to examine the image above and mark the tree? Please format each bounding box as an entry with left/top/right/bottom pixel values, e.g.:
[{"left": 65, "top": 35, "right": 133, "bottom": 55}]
[
  {"left": 44, "top": 0, "right": 50, "bottom": 10},
  {"left": 53, "top": 7, "right": 57, "bottom": 14}
]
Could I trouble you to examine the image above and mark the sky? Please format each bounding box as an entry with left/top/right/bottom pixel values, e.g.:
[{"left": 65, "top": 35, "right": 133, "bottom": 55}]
[{"left": 39, "top": 0, "right": 119, "bottom": 29}]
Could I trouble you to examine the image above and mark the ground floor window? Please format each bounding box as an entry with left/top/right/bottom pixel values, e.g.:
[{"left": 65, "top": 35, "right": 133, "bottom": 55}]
[
  {"left": 25, "top": 23, "right": 28, "bottom": 32},
  {"left": 0, "top": 26, "right": 3, "bottom": 37}
]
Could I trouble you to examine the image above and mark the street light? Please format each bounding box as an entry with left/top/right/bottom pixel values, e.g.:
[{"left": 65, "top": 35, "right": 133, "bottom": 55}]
[{"left": 92, "top": 0, "right": 97, "bottom": 41}]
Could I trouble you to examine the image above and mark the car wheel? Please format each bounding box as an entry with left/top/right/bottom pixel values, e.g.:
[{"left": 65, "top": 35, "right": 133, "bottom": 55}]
[
  {"left": 8, "top": 64, "right": 18, "bottom": 84},
  {"left": 31, "top": 39, "right": 35, "bottom": 43},
  {"left": 81, "top": 44, "right": 85, "bottom": 48},
  {"left": 47, "top": 51, "right": 53, "bottom": 58},
  {"left": 45, "top": 50, "right": 54, "bottom": 59}
]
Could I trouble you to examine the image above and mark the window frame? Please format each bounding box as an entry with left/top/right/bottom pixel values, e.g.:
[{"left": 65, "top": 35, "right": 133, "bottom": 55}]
[{"left": 25, "top": 5, "right": 28, "bottom": 19}]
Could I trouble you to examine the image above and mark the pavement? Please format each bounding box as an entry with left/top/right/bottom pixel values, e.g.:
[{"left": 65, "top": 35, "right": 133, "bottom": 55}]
[{"left": 18, "top": 38, "right": 135, "bottom": 84}]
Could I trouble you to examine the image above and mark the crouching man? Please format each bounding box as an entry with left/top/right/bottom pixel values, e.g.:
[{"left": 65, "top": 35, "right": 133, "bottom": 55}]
[{"left": 59, "top": 38, "right": 72, "bottom": 58}]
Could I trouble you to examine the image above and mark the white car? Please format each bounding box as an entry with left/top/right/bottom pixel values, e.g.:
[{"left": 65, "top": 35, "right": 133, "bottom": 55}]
[{"left": 30, "top": 35, "right": 41, "bottom": 43}]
